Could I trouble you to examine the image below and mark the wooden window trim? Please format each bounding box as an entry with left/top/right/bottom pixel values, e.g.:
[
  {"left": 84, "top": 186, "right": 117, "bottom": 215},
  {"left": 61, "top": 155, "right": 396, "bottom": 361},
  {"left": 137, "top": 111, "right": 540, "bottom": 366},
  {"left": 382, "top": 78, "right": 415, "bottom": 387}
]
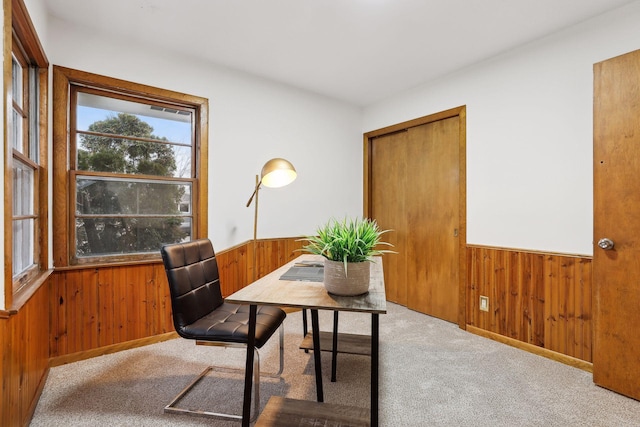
[
  {"left": 10, "top": 0, "right": 47, "bottom": 66},
  {"left": 52, "top": 66, "right": 209, "bottom": 269},
  {"left": 3, "top": 0, "right": 49, "bottom": 310}
]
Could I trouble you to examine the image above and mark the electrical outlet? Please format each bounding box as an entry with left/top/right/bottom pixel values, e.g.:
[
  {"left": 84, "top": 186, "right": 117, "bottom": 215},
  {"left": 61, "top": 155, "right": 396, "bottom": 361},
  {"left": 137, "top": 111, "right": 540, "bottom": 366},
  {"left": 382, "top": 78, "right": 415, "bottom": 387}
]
[{"left": 479, "top": 296, "right": 489, "bottom": 312}]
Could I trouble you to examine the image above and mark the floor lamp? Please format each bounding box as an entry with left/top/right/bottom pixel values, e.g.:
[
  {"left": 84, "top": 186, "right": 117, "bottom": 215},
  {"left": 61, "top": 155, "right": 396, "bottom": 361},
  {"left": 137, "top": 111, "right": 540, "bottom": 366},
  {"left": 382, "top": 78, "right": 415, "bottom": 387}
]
[{"left": 246, "top": 158, "right": 297, "bottom": 281}]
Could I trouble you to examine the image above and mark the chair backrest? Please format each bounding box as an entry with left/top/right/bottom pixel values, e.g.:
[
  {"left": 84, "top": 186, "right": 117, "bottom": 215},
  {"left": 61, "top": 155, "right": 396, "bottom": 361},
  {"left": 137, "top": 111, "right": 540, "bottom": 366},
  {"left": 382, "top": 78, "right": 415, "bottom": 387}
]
[{"left": 160, "top": 239, "right": 224, "bottom": 332}]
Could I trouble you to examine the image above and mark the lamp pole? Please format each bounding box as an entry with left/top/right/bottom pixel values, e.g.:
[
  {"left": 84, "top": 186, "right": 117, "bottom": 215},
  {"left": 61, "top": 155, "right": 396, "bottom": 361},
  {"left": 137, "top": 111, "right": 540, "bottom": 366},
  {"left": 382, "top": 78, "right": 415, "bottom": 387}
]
[
  {"left": 245, "top": 158, "right": 297, "bottom": 283},
  {"left": 252, "top": 174, "right": 259, "bottom": 282}
]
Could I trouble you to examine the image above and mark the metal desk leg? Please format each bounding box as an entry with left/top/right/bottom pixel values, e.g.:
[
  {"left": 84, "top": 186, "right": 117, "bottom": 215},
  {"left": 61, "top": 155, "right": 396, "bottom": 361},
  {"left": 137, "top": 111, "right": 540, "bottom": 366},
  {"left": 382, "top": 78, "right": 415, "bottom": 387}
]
[
  {"left": 371, "top": 313, "right": 379, "bottom": 427},
  {"left": 241, "top": 305, "right": 257, "bottom": 427},
  {"left": 302, "top": 308, "right": 309, "bottom": 353},
  {"left": 302, "top": 308, "right": 308, "bottom": 334},
  {"left": 310, "top": 309, "right": 324, "bottom": 402},
  {"left": 331, "top": 311, "right": 339, "bottom": 382}
]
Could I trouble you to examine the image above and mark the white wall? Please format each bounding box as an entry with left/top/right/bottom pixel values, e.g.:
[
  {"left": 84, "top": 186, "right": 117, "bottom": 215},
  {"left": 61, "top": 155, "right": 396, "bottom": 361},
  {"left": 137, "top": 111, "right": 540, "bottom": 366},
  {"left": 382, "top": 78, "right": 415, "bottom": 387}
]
[
  {"left": 45, "top": 16, "right": 363, "bottom": 252},
  {"left": 363, "top": 1, "right": 640, "bottom": 256}
]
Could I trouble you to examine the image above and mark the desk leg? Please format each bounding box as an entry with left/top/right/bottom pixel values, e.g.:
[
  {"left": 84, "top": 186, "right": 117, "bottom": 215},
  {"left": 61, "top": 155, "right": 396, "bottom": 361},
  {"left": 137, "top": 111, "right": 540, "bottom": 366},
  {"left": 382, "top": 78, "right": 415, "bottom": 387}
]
[
  {"left": 302, "top": 309, "right": 309, "bottom": 353},
  {"left": 371, "top": 313, "right": 379, "bottom": 427},
  {"left": 331, "top": 311, "right": 339, "bottom": 382},
  {"left": 310, "top": 309, "right": 324, "bottom": 402},
  {"left": 241, "top": 304, "right": 257, "bottom": 427}
]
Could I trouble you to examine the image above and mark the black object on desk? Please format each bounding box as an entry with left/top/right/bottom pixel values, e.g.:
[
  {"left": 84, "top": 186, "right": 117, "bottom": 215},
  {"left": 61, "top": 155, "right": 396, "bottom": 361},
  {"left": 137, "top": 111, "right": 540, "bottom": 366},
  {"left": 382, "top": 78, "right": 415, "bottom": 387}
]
[{"left": 279, "top": 262, "right": 324, "bottom": 282}]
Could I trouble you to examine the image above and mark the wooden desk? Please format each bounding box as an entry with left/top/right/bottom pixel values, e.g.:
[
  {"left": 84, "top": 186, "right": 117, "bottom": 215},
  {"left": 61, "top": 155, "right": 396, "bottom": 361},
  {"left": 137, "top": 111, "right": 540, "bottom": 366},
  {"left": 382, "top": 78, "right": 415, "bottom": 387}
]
[{"left": 225, "top": 254, "right": 386, "bottom": 427}]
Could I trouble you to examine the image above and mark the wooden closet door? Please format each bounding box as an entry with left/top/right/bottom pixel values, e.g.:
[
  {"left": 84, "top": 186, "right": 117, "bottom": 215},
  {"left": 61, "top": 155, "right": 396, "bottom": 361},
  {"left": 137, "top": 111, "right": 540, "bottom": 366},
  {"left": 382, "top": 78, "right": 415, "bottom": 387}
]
[
  {"left": 370, "top": 116, "right": 460, "bottom": 323},
  {"left": 371, "top": 130, "right": 409, "bottom": 306},
  {"left": 593, "top": 49, "right": 640, "bottom": 400}
]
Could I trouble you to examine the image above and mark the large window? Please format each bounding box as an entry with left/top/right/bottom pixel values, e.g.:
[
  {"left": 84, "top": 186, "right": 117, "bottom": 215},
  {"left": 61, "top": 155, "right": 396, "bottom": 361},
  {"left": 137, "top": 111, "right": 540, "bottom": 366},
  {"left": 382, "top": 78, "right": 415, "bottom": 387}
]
[
  {"left": 53, "top": 67, "right": 208, "bottom": 266},
  {"left": 5, "top": 0, "right": 49, "bottom": 304}
]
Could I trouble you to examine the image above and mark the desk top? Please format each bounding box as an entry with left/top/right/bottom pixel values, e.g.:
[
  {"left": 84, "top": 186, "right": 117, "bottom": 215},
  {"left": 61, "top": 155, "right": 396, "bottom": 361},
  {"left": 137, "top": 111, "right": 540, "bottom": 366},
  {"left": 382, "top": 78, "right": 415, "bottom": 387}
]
[{"left": 225, "top": 255, "right": 387, "bottom": 314}]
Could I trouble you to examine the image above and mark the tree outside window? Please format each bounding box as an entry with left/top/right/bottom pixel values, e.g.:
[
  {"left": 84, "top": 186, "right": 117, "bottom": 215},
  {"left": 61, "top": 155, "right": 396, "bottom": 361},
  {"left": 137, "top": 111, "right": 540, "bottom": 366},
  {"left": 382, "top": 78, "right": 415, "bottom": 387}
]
[
  {"left": 53, "top": 66, "right": 208, "bottom": 267},
  {"left": 73, "top": 94, "right": 194, "bottom": 260}
]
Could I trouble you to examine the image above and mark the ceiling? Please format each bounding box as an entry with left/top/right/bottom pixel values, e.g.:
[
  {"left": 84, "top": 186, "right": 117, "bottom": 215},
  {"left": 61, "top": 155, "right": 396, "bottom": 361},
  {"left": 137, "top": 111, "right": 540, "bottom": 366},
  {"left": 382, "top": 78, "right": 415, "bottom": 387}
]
[{"left": 44, "top": 0, "right": 636, "bottom": 106}]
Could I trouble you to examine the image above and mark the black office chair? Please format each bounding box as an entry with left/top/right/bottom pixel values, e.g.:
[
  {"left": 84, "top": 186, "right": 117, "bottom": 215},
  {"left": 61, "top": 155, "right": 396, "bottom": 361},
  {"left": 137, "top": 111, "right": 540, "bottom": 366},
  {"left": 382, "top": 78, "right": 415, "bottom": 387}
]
[{"left": 160, "top": 238, "right": 286, "bottom": 421}]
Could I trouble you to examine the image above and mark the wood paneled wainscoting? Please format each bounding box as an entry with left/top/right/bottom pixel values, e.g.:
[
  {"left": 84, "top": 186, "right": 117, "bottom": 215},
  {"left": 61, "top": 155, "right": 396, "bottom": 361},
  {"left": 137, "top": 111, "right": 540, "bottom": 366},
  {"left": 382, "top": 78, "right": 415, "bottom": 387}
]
[
  {"left": 49, "top": 237, "right": 304, "bottom": 364},
  {"left": 49, "top": 263, "right": 175, "bottom": 360},
  {"left": 0, "top": 281, "right": 51, "bottom": 427},
  {"left": 466, "top": 245, "right": 593, "bottom": 369}
]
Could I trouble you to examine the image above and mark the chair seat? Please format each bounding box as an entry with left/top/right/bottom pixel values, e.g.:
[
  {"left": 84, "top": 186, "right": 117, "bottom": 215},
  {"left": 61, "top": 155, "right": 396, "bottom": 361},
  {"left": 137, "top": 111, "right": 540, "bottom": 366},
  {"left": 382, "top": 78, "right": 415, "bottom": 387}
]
[{"left": 178, "top": 302, "right": 286, "bottom": 348}]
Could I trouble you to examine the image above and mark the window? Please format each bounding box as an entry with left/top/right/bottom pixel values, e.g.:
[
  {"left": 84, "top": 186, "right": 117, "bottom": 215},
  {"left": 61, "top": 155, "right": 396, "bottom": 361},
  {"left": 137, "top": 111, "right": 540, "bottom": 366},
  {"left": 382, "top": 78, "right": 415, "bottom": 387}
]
[
  {"left": 53, "top": 67, "right": 208, "bottom": 266},
  {"left": 6, "top": 0, "right": 49, "bottom": 303}
]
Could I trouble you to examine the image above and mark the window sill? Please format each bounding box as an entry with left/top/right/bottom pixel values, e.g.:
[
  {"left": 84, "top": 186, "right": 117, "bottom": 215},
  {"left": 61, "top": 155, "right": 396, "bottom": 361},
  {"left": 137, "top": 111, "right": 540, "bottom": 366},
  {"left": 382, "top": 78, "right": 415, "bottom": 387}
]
[
  {"left": 6, "top": 268, "right": 54, "bottom": 314},
  {"left": 56, "top": 257, "right": 164, "bottom": 271}
]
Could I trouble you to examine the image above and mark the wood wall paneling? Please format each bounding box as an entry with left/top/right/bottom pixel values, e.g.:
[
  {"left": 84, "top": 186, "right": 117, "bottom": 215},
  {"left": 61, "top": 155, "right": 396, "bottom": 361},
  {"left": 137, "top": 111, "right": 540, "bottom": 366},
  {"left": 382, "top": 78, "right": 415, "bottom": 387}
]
[
  {"left": 0, "top": 280, "right": 50, "bottom": 427},
  {"left": 2, "top": 239, "right": 595, "bottom": 426},
  {"left": 216, "top": 244, "right": 250, "bottom": 297},
  {"left": 254, "top": 238, "right": 305, "bottom": 282},
  {"left": 50, "top": 263, "right": 173, "bottom": 357},
  {"left": 49, "top": 242, "right": 592, "bottom": 367},
  {"left": 49, "top": 237, "right": 304, "bottom": 360},
  {"left": 467, "top": 246, "right": 592, "bottom": 362}
]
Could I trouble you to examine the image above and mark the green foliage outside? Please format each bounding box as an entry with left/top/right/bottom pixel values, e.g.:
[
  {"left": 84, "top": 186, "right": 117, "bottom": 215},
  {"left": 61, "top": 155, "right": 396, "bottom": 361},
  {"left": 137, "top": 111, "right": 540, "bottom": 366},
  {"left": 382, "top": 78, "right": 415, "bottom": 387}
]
[{"left": 76, "top": 113, "right": 188, "bottom": 256}]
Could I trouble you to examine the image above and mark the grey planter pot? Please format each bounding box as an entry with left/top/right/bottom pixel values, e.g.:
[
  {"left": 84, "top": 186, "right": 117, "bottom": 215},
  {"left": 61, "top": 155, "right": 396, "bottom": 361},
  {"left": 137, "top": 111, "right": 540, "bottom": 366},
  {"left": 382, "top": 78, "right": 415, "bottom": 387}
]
[{"left": 323, "top": 259, "right": 370, "bottom": 296}]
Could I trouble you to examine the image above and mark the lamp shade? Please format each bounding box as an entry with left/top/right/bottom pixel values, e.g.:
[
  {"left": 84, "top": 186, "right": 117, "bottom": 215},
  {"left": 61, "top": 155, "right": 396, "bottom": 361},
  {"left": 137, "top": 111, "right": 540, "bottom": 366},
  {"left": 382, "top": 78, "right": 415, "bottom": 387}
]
[{"left": 260, "top": 158, "right": 297, "bottom": 188}]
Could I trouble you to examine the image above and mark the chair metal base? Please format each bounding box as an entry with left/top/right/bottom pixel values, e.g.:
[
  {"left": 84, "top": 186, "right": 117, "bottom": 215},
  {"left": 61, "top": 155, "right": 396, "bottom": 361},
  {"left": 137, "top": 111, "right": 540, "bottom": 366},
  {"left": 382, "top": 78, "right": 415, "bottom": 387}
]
[{"left": 164, "top": 326, "right": 285, "bottom": 422}]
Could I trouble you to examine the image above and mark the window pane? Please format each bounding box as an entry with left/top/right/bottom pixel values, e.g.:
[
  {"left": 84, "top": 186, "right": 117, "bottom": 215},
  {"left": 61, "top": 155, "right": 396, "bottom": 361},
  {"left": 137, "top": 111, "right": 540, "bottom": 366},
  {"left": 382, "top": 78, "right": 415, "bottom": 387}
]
[
  {"left": 29, "top": 66, "right": 39, "bottom": 163},
  {"left": 13, "top": 218, "right": 34, "bottom": 277},
  {"left": 13, "top": 159, "right": 34, "bottom": 216},
  {"left": 76, "top": 134, "right": 192, "bottom": 177},
  {"left": 76, "top": 217, "right": 191, "bottom": 257},
  {"left": 75, "top": 176, "right": 192, "bottom": 257},
  {"left": 12, "top": 55, "right": 23, "bottom": 109},
  {"left": 11, "top": 7, "right": 47, "bottom": 291},
  {"left": 76, "top": 176, "right": 191, "bottom": 215},
  {"left": 12, "top": 108, "right": 24, "bottom": 152},
  {"left": 77, "top": 92, "right": 192, "bottom": 143}
]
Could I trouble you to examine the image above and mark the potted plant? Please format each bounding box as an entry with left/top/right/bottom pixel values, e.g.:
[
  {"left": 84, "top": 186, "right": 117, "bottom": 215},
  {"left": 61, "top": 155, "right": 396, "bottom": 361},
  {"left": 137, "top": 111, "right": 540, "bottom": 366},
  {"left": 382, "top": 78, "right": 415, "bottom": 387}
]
[{"left": 298, "top": 217, "right": 395, "bottom": 296}]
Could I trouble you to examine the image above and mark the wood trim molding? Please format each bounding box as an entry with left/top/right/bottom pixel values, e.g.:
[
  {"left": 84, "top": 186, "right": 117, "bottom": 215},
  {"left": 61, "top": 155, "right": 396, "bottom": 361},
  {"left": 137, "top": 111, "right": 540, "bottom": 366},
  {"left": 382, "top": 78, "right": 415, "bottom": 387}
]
[
  {"left": 467, "top": 325, "right": 593, "bottom": 372},
  {"left": 49, "top": 332, "right": 179, "bottom": 367},
  {"left": 457, "top": 107, "right": 468, "bottom": 329},
  {"left": 364, "top": 105, "right": 466, "bottom": 138},
  {"left": 51, "top": 66, "right": 71, "bottom": 267},
  {"left": 0, "top": 309, "right": 17, "bottom": 319},
  {"left": 52, "top": 65, "right": 206, "bottom": 106},
  {"left": 11, "top": 0, "right": 48, "bottom": 65},
  {"left": 9, "top": 269, "right": 53, "bottom": 312},
  {"left": 3, "top": 0, "right": 13, "bottom": 308},
  {"left": 467, "top": 243, "right": 592, "bottom": 260}
]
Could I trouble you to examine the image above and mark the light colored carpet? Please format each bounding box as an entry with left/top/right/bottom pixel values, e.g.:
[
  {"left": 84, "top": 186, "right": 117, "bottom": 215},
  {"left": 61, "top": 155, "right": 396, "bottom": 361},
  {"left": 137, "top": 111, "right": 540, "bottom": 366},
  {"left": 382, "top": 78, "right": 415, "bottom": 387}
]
[{"left": 31, "top": 303, "right": 640, "bottom": 426}]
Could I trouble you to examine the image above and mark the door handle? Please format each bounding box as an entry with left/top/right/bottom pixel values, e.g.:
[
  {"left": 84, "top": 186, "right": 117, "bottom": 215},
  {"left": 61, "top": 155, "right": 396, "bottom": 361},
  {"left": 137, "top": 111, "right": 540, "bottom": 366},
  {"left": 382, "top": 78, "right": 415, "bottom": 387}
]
[{"left": 597, "top": 238, "right": 615, "bottom": 251}]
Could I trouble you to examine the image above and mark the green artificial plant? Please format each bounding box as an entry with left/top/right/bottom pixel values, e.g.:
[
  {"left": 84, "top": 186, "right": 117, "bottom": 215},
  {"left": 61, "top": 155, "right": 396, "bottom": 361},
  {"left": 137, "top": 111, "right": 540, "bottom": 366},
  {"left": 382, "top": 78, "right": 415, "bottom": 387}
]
[{"left": 299, "top": 217, "right": 395, "bottom": 272}]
